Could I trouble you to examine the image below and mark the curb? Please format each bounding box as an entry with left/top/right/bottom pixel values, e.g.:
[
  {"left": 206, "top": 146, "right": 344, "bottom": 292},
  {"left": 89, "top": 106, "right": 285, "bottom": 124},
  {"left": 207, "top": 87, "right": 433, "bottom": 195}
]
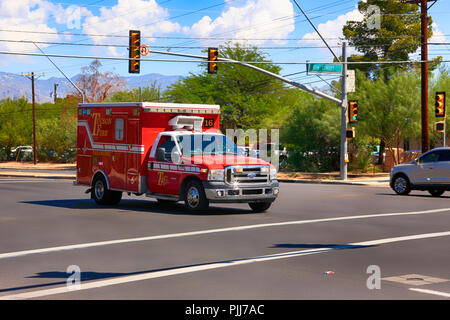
[
  {"left": 0, "top": 173, "right": 389, "bottom": 185},
  {"left": 278, "top": 179, "right": 389, "bottom": 186},
  {"left": 0, "top": 173, "right": 75, "bottom": 180}
]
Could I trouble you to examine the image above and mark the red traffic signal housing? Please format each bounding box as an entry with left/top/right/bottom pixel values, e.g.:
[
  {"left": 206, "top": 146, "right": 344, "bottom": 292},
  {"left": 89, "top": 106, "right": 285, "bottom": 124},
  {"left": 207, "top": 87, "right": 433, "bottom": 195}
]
[
  {"left": 435, "top": 92, "right": 446, "bottom": 118},
  {"left": 208, "top": 48, "right": 218, "bottom": 74},
  {"left": 129, "top": 30, "right": 141, "bottom": 74},
  {"left": 348, "top": 100, "right": 358, "bottom": 123}
]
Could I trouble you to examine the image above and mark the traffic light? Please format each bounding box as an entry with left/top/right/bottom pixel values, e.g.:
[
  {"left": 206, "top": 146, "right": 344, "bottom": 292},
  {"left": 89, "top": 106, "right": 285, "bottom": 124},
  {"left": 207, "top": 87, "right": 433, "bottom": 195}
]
[
  {"left": 129, "top": 30, "right": 141, "bottom": 74},
  {"left": 346, "top": 128, "right": 355, "bottom": 139},
  {"left": 208, "top": 48, "right": 218, "bottom": 74},
  {"left": 435, "top": 121, "right": 445, "bottom": 133},
  {"left": 348, "top": 100, "right": 358, "bottom": 123},
  {"left": 435, "top": 92, "right": 446, "bottom": 118}
]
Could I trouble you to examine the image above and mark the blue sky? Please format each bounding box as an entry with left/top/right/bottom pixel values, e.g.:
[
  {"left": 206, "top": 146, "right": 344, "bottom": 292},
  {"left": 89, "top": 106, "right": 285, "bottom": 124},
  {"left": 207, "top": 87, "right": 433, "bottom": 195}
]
[{"left": 1, "top": 0, "right": 449, "bottom": 87}]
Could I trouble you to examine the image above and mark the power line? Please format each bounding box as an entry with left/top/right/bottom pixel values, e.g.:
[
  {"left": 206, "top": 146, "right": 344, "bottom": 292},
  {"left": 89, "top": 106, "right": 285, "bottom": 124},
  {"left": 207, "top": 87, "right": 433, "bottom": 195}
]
[
  {"left": 4, "top": 49, "right": 450, "bottom": 64},
  {"left": 4, "top": 38, "right": 450, "bottom": 50},
  {"left": 3, "top": 27, "right": 447, "bottom": 42},
  {"left": 0, "top": 39, "right": 346, "bottom": 49}
]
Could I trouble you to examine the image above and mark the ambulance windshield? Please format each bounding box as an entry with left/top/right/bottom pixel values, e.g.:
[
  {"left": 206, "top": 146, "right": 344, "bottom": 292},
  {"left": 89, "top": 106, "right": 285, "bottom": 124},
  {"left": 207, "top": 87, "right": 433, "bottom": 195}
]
[{"left": 177, "top": 134, "right": 243, "bottom": 157}]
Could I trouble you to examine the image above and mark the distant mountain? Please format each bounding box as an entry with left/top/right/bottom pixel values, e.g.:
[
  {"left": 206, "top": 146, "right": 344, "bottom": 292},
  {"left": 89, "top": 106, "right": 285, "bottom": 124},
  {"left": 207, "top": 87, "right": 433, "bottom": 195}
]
[{"left": 0, "top": 72, "right": 183, "bottom": 103}]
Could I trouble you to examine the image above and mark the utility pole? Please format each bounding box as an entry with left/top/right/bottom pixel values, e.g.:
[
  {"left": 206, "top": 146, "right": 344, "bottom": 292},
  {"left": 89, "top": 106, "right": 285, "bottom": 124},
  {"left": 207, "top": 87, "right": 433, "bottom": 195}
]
[
  {"left": 340, "top": 42, "right": 348, "bottom": 180},
  {"left": 421, "top": 0, "right": 430, "bottom": 153},
  {"left": 21, "top": 72, "right": 44, "bottom": 165},
  {"left": 54, "top": 83, "right": 59, "bottom": 103}
]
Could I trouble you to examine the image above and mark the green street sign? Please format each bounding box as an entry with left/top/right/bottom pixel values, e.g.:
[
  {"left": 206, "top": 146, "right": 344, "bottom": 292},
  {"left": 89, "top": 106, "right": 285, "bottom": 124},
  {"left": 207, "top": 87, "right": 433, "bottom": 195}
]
[{"left": 307, "top": 63, "right": 342, "bottom": 74}]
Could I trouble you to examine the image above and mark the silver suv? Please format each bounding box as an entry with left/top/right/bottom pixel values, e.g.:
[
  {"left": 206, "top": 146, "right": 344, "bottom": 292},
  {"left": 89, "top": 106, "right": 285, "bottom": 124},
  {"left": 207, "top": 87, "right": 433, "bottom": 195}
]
[{"left": 390, "top": 147, "right": 450, "bottom": 197}]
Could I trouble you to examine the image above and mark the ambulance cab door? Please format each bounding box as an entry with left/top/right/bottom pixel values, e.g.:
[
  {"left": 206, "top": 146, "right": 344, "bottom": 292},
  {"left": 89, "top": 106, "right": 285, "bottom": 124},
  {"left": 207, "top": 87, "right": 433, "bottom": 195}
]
[
  {"left": 148, "top": 135, "right": 182, "bottom": 195},
  {"left": 126, "top": 119, "right": 140, "bottom": 192}
]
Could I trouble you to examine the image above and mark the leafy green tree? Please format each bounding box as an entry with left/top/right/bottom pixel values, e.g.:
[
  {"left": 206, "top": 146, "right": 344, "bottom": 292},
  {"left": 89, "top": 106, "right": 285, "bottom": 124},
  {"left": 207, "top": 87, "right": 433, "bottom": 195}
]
[
  {"left": 351, "top": 70, "right": 422, "bottom": 164},
  {"left": 0, "top": 98, "right": 33, "bottom": 159},
  {"left": 342, "top": 0, "right": 441, "bottom": 166},
  {"left": 281, "top": 92, "right": 341, "bottom": 172},
  {"left": 429, "top": 66, "right": 450, "bottom": 148},
  {"left": 343, "top": 0, "right": 435, "bottom": 76},
  {"left": 0, "top": 96, "right": 78, "bottom": 162},
  {"left": 165, "top": 43, "right": 284, "bottom": 130},
  {"left": 36, "top": 115, "right": 76, "bottom": 162},
  {"left": 107, "top": 82, "right": 162, "bottom": 102}
]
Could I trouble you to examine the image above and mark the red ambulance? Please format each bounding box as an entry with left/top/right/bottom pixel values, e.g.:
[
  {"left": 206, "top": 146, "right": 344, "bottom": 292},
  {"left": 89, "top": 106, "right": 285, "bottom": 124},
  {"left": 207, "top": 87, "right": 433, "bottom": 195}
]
[{"left": 75, "top": 102, "right": 279, "bottom": 212}]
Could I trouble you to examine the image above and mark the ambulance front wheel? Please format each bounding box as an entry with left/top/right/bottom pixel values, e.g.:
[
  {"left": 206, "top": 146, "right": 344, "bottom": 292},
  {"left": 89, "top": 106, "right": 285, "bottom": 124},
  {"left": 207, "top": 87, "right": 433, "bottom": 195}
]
[
  {"left": 249, "top": 202, "right": 272, "bottom": 213},
  {"left": 184, "top": 180, "right": 209, "bottom": 212},
  {"left": 92, "top": 175, "right": 122, "bottom": 205}
]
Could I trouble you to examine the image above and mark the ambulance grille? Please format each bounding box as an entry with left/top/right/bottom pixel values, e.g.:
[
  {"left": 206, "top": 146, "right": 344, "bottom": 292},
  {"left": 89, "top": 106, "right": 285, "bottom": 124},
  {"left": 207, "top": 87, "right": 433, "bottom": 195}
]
[{"left": 225, "top": 165, "right": 269, "bottom": 185}]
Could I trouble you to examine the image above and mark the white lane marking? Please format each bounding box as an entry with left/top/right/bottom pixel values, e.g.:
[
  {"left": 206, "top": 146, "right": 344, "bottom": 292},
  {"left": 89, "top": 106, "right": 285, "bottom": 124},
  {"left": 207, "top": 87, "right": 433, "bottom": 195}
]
[
  {"left": 1, "top": 207, "right": 449, "bottom": 260},
  {"left": 1, "top": 230, "right": 450, "bottom": 300},
  {"left": 409, "top": 288, "right": 450, "bottom": 298}
]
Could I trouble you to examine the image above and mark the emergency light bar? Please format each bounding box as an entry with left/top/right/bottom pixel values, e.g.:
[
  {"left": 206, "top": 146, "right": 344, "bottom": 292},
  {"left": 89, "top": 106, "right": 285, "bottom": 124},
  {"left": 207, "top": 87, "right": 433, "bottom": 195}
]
[
  {"left": 169, "top": 115, "right": 204, "bottom": 132},
  {"left": 78, "top": 102, "right": 220, "bottom": 115},
  {"left": 142, "top": 107, "right": 219, "bottom": 114}
]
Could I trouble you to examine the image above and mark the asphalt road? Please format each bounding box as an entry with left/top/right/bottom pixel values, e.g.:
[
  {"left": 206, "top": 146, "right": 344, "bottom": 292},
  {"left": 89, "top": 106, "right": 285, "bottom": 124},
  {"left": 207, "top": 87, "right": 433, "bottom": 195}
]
[{"left": 0, "top": 178, "right": 449, "bottom": 300}]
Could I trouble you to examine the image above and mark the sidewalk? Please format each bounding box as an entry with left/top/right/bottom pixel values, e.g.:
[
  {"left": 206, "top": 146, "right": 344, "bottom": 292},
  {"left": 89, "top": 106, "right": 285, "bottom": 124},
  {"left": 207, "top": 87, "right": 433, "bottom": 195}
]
[
  {"left": 0, "top": 162, "right": 390, "bottom": 186},
  {"left": 277, "top": 172, "right": 389, "bottom": 186}
]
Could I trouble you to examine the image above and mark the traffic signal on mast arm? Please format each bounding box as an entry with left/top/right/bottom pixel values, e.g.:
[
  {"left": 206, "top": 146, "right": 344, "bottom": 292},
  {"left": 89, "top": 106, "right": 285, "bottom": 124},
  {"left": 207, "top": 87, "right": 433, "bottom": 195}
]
[
  {"left": 129, "top": 30, "right": 141, "bottom": 74},
  {"left": 208, "top": 48, "right": 218, "bottom": 74},
  {"left": 435, "top": 92, "right": 446, "bottom": 118},
  {"left": 348, "top": 100, "right": 358, "bottom": 123}
]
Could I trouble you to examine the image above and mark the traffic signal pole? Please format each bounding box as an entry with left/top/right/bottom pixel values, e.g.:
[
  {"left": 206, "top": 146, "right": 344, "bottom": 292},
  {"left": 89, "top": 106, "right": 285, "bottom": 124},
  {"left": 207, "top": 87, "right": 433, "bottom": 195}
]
[
  {"left": 340, "top": 42, "right": 348, "bottom": 180},
  {"left": 444, "top": 121, "right": 446, "bottom": 147},
  {"left": 145, "top": 48, "right": 342, "bottom": 104}
]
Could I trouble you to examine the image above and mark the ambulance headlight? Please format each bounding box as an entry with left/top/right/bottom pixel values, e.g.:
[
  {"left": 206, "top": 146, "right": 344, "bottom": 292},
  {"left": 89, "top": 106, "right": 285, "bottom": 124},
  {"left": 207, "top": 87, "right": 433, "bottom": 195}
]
[
  {"left": 270, "top": 167, "right": 277, "bottom": 180},
  {"left": 207, "top": 169, "right": 225, "bottom": 181}
]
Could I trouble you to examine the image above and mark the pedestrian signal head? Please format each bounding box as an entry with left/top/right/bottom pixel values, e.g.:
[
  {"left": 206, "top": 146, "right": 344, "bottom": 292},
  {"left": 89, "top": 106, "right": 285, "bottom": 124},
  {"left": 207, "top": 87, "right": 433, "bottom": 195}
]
[
  {"left": 435, "top": 121, "right": 445, "bottom": 133},
  {"left": 346, "top": 128, "right": 355, "bottom": 139}
]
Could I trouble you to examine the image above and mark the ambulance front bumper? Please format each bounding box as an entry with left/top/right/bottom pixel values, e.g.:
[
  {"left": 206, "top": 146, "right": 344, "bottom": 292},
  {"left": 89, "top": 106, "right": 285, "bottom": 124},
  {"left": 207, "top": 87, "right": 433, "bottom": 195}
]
[{"left": 203, "top": 180, "right": 279, "bottom": 203}]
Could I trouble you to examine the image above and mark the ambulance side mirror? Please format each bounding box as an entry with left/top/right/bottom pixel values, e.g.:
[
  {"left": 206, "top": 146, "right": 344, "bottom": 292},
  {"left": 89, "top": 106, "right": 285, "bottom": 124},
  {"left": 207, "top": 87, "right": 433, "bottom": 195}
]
[{"left": 156, "top": 148, "right": 166, "bottom": 161}]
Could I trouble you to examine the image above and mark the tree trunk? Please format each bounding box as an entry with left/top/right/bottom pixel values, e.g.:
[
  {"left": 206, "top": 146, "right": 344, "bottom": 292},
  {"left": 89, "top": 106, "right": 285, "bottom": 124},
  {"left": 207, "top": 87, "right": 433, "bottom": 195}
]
[{"left": 378, "top": 139, "right": 385, "bottom": 165}]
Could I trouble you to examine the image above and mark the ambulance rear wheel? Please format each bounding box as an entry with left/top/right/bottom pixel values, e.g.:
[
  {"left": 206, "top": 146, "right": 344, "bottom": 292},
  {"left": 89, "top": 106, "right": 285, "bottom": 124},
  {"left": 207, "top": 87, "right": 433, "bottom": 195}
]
[
  {"left": 184, "top": 180, "right": 209, "bottom": 212},
  {"left": 92, "top": 175, "right": 122, "bottom": 205}
]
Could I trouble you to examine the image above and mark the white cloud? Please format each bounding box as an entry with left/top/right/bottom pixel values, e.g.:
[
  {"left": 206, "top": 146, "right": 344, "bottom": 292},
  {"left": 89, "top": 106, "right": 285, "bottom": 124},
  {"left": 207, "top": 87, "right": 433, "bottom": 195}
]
[
  {"left": 0, "top": 0, "right": 61, "bottom": 63},
  {"left": 410, "top": 22, "right": 449, "bottom": 60},
  {"left": 82, "top": 0, "right": 181, "bottom": 56},
  {"left": 301, "top": 8, "right": 450, "bottom": 62},
  {"left": 185, "top": 0, "right": 296, "bottom": 46},
  {"left": 0, "top": 0, "right": 95, "bottom": 66},
  {"left": 429, "top": 22, "right": 447, "bottom": 43}
]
